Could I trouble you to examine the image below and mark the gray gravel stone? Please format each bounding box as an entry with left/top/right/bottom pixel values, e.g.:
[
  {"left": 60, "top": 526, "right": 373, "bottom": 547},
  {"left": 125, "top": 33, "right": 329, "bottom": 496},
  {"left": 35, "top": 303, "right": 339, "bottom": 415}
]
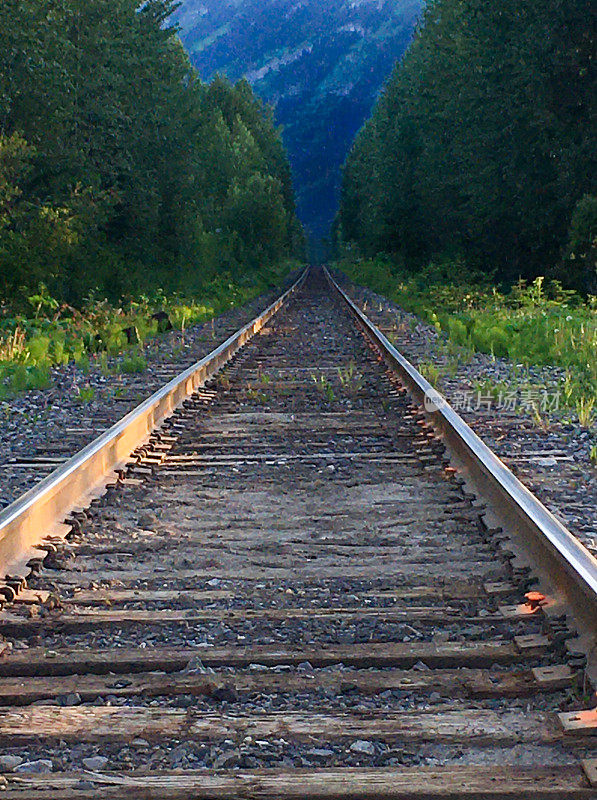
[
  {"left": 138, "top": 512, "right": 159, "bottom": 529},
  {"left": 81, "top": 756, "right": 109, "bottom": 771},
  {"left": 307, "top": 748, "right": 335, "bottom": 762},
  {"left": 213, "top": 749, "right": 241, "bottom": 769},
  {"left": 13, "top": 759, "right": 53, "bottom": 774},
  {"left": 349, "top": 740, "right": 376, "bottom": 755},
  {"left": 0, "top": 756, "right": 23, "bottom": 771},
  {"left": 58, "top": 692, "right": 82, "bottom": 707}
]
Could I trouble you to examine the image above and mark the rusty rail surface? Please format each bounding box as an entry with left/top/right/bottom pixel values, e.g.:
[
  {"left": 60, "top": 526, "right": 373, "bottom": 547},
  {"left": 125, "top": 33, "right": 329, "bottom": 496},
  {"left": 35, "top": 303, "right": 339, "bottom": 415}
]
[
  {"left": 0, "top": 269, "right": 308, "bottom": 576},
  {"left": 325, "top": 268, "right": 597, "bottom": 674}
]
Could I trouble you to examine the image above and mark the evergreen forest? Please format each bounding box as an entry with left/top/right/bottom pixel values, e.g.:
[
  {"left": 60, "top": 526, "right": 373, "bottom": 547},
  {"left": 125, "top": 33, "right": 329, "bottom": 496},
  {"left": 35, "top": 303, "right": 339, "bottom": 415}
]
[{"left": 338, "top": 0, "right": 596, "bottom": 293}]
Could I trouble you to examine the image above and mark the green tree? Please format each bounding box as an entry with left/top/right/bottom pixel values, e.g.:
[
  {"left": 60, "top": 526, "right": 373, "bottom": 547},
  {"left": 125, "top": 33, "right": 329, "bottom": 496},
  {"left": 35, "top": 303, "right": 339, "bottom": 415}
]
[
  {"left": 0, "top": 0, "right": 301, "bottom": 306},
  {"left": 338, "top": 0, "right": 596, "bottom": 288}
]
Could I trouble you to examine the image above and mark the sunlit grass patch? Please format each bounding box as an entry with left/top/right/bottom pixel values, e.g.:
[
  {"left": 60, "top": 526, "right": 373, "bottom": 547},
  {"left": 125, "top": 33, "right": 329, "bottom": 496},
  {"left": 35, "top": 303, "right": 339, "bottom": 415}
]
[
  {"left": 0, "top": 261, "right": 298, "bottom": 397},
  {"left": 338, "top": 257, "right": 596, "bottom": 424}
]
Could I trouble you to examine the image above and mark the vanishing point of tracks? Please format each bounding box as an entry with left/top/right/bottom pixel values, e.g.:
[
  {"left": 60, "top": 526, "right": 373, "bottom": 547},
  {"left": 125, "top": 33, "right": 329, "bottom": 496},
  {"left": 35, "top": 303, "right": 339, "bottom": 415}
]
[{"left": 0, "top": 269, "right": 595, "bottom": 797}]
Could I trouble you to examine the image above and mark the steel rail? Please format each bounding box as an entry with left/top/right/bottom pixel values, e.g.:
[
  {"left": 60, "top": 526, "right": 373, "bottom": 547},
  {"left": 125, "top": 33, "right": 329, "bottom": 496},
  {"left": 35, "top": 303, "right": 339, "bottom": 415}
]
[
  {"left": 325, "top": 268, "right": 597, "bottom": 669},
  {"left": 0, "top": 269, "right": 308, "bottom": 576}
]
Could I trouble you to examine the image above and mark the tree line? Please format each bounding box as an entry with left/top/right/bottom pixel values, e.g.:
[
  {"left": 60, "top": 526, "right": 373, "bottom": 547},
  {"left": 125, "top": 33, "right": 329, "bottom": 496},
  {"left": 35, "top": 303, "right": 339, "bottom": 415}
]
[
  {"left": 0, "top": 0, "right": 303, "bottom": 307},
  {"left": 337, "top": 0, "right": 596, "bottom": 292}
]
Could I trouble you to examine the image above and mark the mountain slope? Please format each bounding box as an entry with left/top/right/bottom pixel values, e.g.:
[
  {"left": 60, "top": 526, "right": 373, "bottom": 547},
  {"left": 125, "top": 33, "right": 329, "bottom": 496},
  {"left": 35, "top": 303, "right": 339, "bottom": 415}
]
[{"left": 174, "top": 0, "right": 422, "bottom": 238}]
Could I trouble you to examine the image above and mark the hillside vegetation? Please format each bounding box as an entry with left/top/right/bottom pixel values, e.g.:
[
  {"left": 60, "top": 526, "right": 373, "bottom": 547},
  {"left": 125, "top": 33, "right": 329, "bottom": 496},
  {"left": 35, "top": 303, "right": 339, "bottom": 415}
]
[
  {"left": 0, "top": 0, "right": 302, "bottom": 309},
  {"left": 174, "top": 0, "right": 422, "bottom": 237},
  {"left": 338, "top": 0, "right": 596, "bottom": 293}
]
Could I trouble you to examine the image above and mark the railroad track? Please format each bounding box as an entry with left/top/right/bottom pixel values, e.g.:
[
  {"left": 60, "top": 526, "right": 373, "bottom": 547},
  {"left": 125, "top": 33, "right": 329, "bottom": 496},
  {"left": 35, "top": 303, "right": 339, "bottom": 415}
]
[{"left": 0, "top": 267, "right": 595, "bottom": 798}]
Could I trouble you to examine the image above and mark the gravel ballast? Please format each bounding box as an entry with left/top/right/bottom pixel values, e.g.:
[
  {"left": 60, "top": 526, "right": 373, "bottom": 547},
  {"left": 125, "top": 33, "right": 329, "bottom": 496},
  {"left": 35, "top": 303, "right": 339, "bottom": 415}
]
[
  {"left": 0, "top": 275, "right": 298, "bottom": 510},
  {"left": 336, "top": 273, "right": 597, "bottom": 557}
]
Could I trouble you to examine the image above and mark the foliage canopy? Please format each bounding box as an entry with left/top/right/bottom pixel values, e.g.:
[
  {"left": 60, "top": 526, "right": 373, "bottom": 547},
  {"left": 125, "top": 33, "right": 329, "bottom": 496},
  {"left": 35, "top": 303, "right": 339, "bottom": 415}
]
[
  {"left": 0, "top": 0, "right": 303, "bottom": 307},
  {"left": 337, "top": 0, "right": 596, "bottom": 292}
]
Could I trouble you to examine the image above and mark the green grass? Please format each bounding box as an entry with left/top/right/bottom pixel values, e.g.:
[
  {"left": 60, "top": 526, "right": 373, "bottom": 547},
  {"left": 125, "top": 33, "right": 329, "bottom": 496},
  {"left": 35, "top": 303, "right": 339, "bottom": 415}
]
[
  {"left": 311, "top": 373, "right": 335, "bottom": 402},
  {"left": 418, "top": 361, "right": 443, "bottom": 388},
  {"left": 337, "top": 256, "right": 597, "bottom": 421},
  {"left": 0, "top": 363, "right": 52, "bottom": 398},
  {"left": 0, "top": 261, "right": 299, "bottom": 397},
  {"left": 117, "top": 354, "right": 148, "bottom": 375},
  {"left": 76, "top": 385, "right": 95, "bottom": 404}
]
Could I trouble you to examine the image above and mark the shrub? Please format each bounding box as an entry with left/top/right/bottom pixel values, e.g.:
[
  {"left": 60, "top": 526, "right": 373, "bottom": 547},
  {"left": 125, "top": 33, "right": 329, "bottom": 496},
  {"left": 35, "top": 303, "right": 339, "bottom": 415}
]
[
  {"left": 5, "top": 363, "right": 51, "bottom": 393},
  {"left": 27, "top": 334, "right": 51, "bottom": 363},
  {"left": 445, "top": 317, "right": 468, "bottom": 346},
  {"left": 486, "top": 326, "right": 510, "bottom": 358},
  {"left": 118, "top": 354, "right": 147, "bottom": 374}
]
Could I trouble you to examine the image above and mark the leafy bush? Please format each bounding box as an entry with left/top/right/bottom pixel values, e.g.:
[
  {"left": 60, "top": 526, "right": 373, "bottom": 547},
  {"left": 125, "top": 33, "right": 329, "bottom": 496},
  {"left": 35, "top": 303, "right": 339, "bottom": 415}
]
[
  {"left": 27, "top": 335, "right": 51, "bottom": 363},
  {"left": 470, "top": 324, "right": 510, "bottom": 359},
  {"left": 0, "top": 363, "right": 51, "bottom": 395},
  {"left": 118, "top": 354, "right": 148, "bottom": 374},
  {"left": 445, "top": 317, "right": 468, "bottom": 346}
]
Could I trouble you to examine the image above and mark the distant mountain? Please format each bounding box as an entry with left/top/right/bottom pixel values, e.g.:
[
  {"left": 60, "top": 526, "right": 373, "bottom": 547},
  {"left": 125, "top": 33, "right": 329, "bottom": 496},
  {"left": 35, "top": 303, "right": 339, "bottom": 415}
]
[{"left": 174, "top": 0, "right": 422, "bottom": 238}]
